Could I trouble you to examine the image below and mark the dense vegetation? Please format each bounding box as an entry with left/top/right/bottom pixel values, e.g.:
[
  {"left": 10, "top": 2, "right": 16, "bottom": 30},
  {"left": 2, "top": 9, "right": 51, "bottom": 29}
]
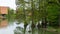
[
  {"left": 15, "top": 0, "right": 60, "bottom": 34},
  {"left": 7, "top": 8, "right": 16, "bottom": 22}
]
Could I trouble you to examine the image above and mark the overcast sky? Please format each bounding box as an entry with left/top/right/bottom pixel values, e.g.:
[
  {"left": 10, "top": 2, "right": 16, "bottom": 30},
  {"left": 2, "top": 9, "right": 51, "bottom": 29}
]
[{"left": 0, "top": 0, "right": 16, "bottom": 10}]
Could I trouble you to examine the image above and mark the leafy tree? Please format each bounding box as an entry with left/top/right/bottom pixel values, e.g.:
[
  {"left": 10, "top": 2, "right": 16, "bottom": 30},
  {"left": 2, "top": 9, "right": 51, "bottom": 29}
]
[
  {"left": 16, "top": 0, "right": 60, "bottom": 33},
  {"left": 8, "top": 8, "right": 15, "bottom": 21}
]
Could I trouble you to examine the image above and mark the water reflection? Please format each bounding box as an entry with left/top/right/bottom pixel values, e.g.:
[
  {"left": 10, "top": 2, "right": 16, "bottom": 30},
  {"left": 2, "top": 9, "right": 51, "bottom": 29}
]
[
  {"left": 0, "top": 18, "right": 15, "bottom": 34},
  {"left": 0, "top": 18, "right": 8, "bottom": 28},
  {"left": 14, "top": 23, "right": 32, "bottom": 34},
  {"left": 0, "top": 18, "right": 58, "bottom": 34},
  {"left": 0, "top": 18, "right": 32, "bottom": 34}
]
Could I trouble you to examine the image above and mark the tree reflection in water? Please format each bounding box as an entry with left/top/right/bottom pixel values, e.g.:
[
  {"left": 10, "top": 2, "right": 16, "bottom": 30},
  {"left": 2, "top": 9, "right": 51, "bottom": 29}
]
[
  {"left": 0, "top": 18, "right": 58, "bottom": 34},
  {"left": 14, "top": 23, "right": 32, "bottom": 34},
  {"left": 14, "top": 26, "right": 24, "bottom": 34},
  {"left": 14, "top": 22, "right": 58, "bottom": 34},
  {"left": 14, "top": 23, "right": 39, "bottom": 34}
]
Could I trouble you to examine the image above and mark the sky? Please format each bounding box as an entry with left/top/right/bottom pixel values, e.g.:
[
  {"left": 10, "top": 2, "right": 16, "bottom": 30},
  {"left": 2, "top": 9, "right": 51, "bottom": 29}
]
[{"left": 0, "top": 0, "right": 16, "bottom": 10}]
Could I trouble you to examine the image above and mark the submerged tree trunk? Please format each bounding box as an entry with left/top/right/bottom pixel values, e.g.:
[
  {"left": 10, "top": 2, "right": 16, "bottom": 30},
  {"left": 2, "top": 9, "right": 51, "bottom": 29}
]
[
  {"left": 37, "top": 21, "right": 41, "bottom": 34},
  {"left": 31, "top": 23, "right": 35, "bottom": 34},
  {"left": 42, "top": 17, "right": 47, "bottom": 28},
  {"left": 24, "top": 23, "right": 28, "bottom": 34}
]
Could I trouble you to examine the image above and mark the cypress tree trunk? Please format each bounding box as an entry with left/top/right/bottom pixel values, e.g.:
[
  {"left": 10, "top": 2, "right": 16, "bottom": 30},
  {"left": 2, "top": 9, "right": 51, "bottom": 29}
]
[
  {"left": 37, "top": 0, "right": 41, "bottom": 34},
  {"left": 42, "top": 0, "right": 47, "bottom": 34},
  {"left": 31, "top": 0, "right": 35, "bottom": 34},
  {"left": 23, "top": 0, "right": 27, "bottom": 34},
  {"left": 41, "top": 0, "right": 47, "bottom": 28}
]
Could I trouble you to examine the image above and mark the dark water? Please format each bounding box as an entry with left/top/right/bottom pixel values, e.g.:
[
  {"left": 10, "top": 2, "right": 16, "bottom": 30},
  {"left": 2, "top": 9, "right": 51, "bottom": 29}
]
[{"left": 0, "top": 18, "right": 59, "bottom": 34}]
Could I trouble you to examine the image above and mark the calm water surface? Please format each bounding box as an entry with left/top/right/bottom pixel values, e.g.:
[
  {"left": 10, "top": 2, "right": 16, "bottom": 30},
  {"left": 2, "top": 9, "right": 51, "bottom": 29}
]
[
  {"left": 0, "top": 19, "right": 32, "bottom": 34},
  {"left": 0, "top": 18, "right": 20, "bottom": 34},
  {"left": 0, "top": 19, "right": 58, "bottom": 34}
]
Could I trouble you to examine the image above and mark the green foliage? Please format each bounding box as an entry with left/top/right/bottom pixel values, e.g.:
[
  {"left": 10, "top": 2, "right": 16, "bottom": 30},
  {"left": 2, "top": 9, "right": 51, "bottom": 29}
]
[
  {"left": 8, "top": 8, "right": 16, "bottom": 21},
  {"left": 46, "top": 0, "right": 59, "bottom": 27},
  {"left": 16, "top": 0, "right": 60, "bottom": 27}
]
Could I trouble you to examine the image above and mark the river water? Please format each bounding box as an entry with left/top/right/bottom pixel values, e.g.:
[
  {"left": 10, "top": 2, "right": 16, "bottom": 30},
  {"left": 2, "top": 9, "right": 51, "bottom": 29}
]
[
  {"left": 0, "top": 19, "right": 16, "bottom": 34},
  {"left": 0, "top": 18, "right": 32, "bottom": 34},
  {"left": 0, "top": 18, "right": 58, "bottom": 34}
]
